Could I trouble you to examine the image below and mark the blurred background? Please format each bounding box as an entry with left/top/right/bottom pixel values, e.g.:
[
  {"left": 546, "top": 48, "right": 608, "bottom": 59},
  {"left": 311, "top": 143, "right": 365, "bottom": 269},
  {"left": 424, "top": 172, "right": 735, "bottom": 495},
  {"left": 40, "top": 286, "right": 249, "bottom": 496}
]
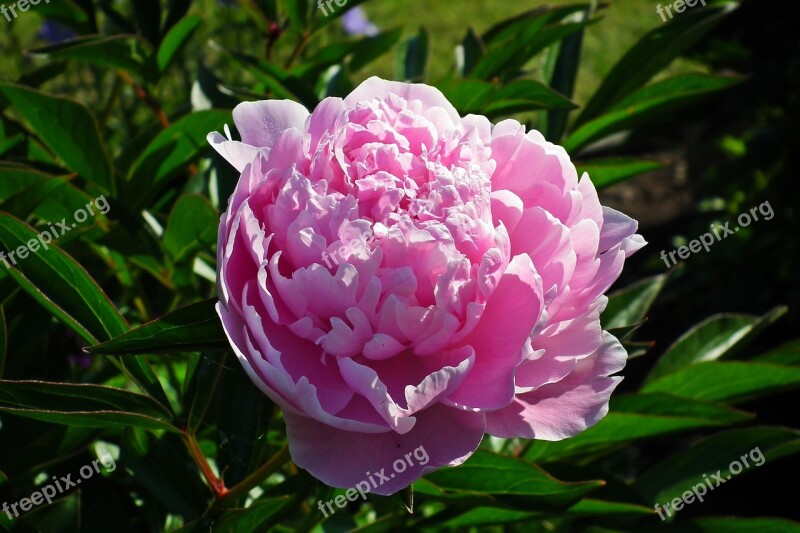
[{"left": 0, "top": 0, "right": 798, "bottom": 531}]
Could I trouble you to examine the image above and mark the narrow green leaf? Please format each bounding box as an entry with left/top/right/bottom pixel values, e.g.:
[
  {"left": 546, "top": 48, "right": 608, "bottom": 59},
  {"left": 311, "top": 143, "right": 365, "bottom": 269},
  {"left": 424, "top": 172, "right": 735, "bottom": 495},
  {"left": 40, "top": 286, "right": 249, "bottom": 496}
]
[
  {"left": 0, "top": 212, "right": 127, "bottom": 344},
  {"left": 163, "top": 195, "right": 219, "bottom": 262},
  {"left": 0, "top": 84, "right": 114, "bottom": 194},
  {"left": 0, "top": 307, "right": 6, "bottom": 378},
  {"left": 575, "top": 2, "right": 739, "bottom": 126},
  {"left": 34, "top": 0, "right": 95, "bottom": 33},
  {"left": 128, "top": 110, "right": 231, "bottom": 207},
  {"left": 756, "top": 339, "right": 800, "bottom": 366},
  {"left": 198, "top": 498, "right": 292, "bottom": 531},
  {"left": 0, "top": 380, "right": 177, "bottom": 432},
  {"left": 86, "top": 299, "right": 226, "bottom": 356},
  {"left": 27, "top": 35, "right": 153, "bottom": 81},
  {"left": 0, "top": 165, "right": 106, "bottom": 225},
  {"left": 543, "top": 2, "right": 595, "bottom": 141},
  {"left": 483, "top": 80, "right": 577, "bottom": 119},
  {"left": 579, "top": 158, "right": 665, "bottom": 190},
  {"left": 349, "top": 28, "right": 404, "bottom": 73},
  {"left": 0, "top": 175, "right": 71, "bottom": 219},
  {"left": 656, "top": 517, "right": 800, "bottom": 532},
  {"left": 156, "top": 15, "right": 202, "bottom": 75},
  {"left": 423, "top": 450, "right": 602, "bottom": 508},
  {"left": 213, "top": 45, "right": 319, "bottom": 108},
  {"left": 564, "top": 74, "right": 742, "bottom": 153},
  {"left": 285, "top": 0, "right": 310, "bottom": 32},
  {"left": 471, "top": 6, "right": 591, "bottom": 81},
  {"left": 646, "top": 306, "right": 787, "bottom": 383},
  {"left": 602, "top": 272, "right": 668, "bottom": 330},
  {"left": 396, "top": 27, "right": 429, "bottom": 83},
  {"left": 456, "top": 28, "right": 485, "bottom": 77},
  {"left": 642, "top": 361, "right": 800, "bottom": 403}
]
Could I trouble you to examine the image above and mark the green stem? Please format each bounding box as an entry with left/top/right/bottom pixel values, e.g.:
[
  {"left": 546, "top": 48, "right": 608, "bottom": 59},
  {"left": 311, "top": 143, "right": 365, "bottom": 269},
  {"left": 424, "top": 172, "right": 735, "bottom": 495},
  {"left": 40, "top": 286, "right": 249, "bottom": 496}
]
[{"left": 209, "top": 444, "right": 291, "bottom": 512}]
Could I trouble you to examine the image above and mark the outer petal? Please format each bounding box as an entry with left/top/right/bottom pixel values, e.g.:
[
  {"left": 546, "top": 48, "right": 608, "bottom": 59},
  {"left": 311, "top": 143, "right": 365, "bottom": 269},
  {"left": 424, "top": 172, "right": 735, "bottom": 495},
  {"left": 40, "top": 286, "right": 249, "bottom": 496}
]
[
  {"left": 285, "top": 403, "right": 486, "bottom": 495},
  {"left": 485, "top": 332, "right": 626, "bottom": 440},
  {"left": 208, "top": 132, "right": 262, "bottom": 173},
  {"left": 232, "top": 99, "right": 310, "bottom": 148}
]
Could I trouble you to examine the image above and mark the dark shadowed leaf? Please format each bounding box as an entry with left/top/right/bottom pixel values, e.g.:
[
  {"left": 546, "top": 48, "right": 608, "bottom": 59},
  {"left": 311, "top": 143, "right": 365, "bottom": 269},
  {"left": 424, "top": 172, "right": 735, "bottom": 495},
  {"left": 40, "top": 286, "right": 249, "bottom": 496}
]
[
  {"left": 163, "top": 195, "right": 218, "bottom": 262},
  {"left": 0, "top": 380, "right": 177, "bottom": 432},
  {"left": 0, "top": 84, "right": 114, "bottom": 194},
  {"left": 635, "top": 427, "right": 800, "bottom": 507},
  {"left": 86, "top": 299, "right": 226, "bottom": 356},
  {"left": 579, "top": 158, "right": 665, "bottom": 190}
]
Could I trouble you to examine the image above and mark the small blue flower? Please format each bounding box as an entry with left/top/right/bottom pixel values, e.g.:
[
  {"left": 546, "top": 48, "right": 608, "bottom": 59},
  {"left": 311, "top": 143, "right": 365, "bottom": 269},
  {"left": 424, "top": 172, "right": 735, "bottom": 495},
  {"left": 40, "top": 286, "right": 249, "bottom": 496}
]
[
  {"left": 341, "top": 6, "right": 378, "bottom": 37},
  {"left": 39, "top": 20, "right": 76, "bottom": 43}
]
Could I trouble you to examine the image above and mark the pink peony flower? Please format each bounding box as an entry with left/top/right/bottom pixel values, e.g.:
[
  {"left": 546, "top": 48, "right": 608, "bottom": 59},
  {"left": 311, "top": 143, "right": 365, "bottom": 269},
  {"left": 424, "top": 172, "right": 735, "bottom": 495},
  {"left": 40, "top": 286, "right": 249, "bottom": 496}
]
[{"left": 210, "top": 77, "right": 645, "bottom": 495}]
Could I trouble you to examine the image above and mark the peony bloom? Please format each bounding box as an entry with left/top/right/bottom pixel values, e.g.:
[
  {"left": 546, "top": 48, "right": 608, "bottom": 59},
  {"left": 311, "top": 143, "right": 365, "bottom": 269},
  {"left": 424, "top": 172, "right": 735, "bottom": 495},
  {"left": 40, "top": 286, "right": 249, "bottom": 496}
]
[{"left": 210, "top": 77, "right": 645, "bottom": 495}]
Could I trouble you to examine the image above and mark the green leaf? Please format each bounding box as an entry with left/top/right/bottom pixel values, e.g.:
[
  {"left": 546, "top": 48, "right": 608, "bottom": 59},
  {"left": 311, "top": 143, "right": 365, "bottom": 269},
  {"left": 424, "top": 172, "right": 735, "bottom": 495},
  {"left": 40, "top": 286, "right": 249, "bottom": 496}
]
[
  {"left": 349, "top": 28, "right": 404, "bottom": 73},
  {"left": 15, "top": 492, "right": 80, "bottom": 532},
  {"left": 34, "top": 0, "right": 95, "bottom": 33},
  {"left": 437, "top": 79, "right": 576, "bottom": 118},
  {"left": 756, "top": 339, "right": 800, "bottom": 366},
  {"left": 285, "top": 0, "right": 310, "bottom": 32},
  {"left": 635, "top": 427, "right": 800, "bottom": 508},
  {"left": 575, "top": 2, "right": 739, "bottom": 126},
  {"left": 483, "top": 80, "right": 577, "bottom": 118},
  {"left": 192, "top": 497, "right": 292, "bottom": 531},
  {"left": 0, "top": 175, "right": 71, "bottom": 220},
  {"left": 156, "top": 15, "right": 202, "bottom": 76},
  {"left": 0, "top": 213, "right": 127, "bottom": 344},
  {"left": 646, "top": 306, "right": 787, "bottom": 383},
  {"left": 579, "top": 158, "right": 665, "bottom": 190},
  {"left": 436, "top": 80, "right": 495, "bottom": 115},
  {"left": 564, "top": 74, "right": 742, "bottom": 153},
  {"left": 27, "top": 35, "right": 153, "bottom": 81},
  {"left": 655, "top": 517, "right": 800, "bottom": 532},
  {"left": 422, "top": 450, "right": 602, "bottom": 509},
  {"left": 0, "top": 84, "right": 115, "bottom": 194},
  {"left": 396, "top": 27, "right": 429, "bottom": 83},
  {"left": 542, "top": 2, "right": 595, "bottom": 141},
  {"left": 163, "top": 195, "right": 218, "bottom": 263},
  {"left": 128, "top": 110, "right": 231, "bottom": 207},
  {"left": 0, "top": 380, "right": 177, "bottom": 432},
  {"left": 0, "top": 306, "right": 5, "bottom": 378},
  {"left": 214, "top": 46, "right": 319, "bottom": 108},
  {"left": 456, "top": 28, "right": 485, "bottom": 77},
  {"left": 525, "top": 393, "right": 751, "bottom": 462},
  {"left": 86, "top": 299, "right": 226, "bottom": 356},
  {"left": 471, "top": 5, "right": 592, "bottom": 81},
  {"left": 120, "top": 429, "right": 210, "bottom": 517},
  {"left": 602, "top": 272, "right": 668, "bottom": 330},
  {"left": 0, "top": 165, "right": 106, "bottom": 225},
  {"left": 642, "top": 361, "right": 800, "bottom": 403}
]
